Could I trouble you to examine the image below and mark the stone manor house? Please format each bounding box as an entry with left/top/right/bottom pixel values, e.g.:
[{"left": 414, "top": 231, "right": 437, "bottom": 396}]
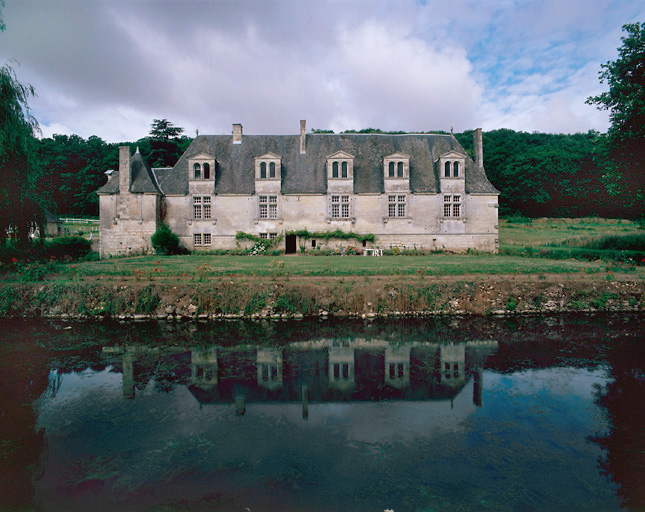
[{"left": 97, "top": 121, "right": 499, "bottom": 256}]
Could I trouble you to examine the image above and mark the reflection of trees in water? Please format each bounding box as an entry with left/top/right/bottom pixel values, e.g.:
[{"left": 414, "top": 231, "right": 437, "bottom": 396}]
[
  {"left": 0, "top": 343, "right": 49, "bottom": 509},
  {"left": 590, "top": 339, "right": 645, "bottom": 510}
]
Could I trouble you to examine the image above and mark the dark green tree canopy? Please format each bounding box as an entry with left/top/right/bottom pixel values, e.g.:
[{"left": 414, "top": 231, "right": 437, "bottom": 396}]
[
  {"left": 587, "top": 21, "right": 645, "bottom": 216},
  {"left": 587, "top": 22, "right": 645, "bottom": 144},
  {"left": 147, "top": 118, "right": 187, "bottom": 167},
  {"left": 150, "top": 119, "right": 183, "bottom": 140}
]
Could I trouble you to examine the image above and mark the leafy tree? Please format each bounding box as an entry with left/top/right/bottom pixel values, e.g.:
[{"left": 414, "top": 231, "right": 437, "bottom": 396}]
[
  {"left": 148, "top": 119, "right": 186, "bottom": 167},
  {"left": 587, "top": 21, "right": 645, "bottom": 218},
  {"left": 0, "top": 63, "right": 44, "bottom": 242},
  {"left": 35, "top": 134, "right": 117, "bottom": 216}
]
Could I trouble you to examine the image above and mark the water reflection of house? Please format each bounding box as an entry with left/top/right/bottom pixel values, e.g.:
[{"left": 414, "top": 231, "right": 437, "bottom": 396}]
[
  {"left": 384, "top": 345, "right": 410, "bottom": 389},
  {"left": 328, "top": 346, "right": 356, "bottom": 393},
  {"left": 439, "top": 343, "right": 466, "bottom": 387},
  {"left": 257, "top": 348, "right": 283, "bottom": 391},
  {"left": 192, "top": 348, "right": 218, "bottom": 386},
  {"left": 101, "top": 340, "right": 498, "bottom": 409}
]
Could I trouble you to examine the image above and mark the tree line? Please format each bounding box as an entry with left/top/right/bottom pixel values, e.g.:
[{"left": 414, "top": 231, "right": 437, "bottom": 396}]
[{"left": 32, "top": 125, "right": 637, "bottom": 220}]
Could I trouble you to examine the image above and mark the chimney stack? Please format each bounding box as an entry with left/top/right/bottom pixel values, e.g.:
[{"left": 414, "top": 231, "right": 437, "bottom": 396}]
[
  {"left": 473, "top": 128, "right": 483, "bottom": 168},
  {"left": 300, "top": 120, "right": 306, "bottom": 154},
  {"left": 233, "top": 123, "right": 243, "bottom": 144},
  {"left": 119, "top": 146, "right": 131, "bottom": 194}
]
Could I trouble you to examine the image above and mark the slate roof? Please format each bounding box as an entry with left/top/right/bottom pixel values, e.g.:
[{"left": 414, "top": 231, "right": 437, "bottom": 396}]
[
  {"left": 99, "top": 133, "right": 498, "bottom": 196},
  {"left": 97, "top": 151, "right": 163, "bottom": 195}
]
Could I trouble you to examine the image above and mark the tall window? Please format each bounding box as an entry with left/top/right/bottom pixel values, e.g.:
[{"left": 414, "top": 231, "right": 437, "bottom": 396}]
[
  {"left": 444, "top": 161, "right": 451, "bottom": 178},
  {"left": 330, "top": 160, "right": 351, "bottom": 179},
  {"left": 259, "top": 195, "right": 278, "bottom": 219},
  {"left": 331, "top": 195, "right": 350, "bottom": 219},
  {"left": 388, "top": 195, "right": 406, "bottom": 217},
  {"left": 260, "top": 162, "right": 267, "bottom": 179},
  {"left": 269, "top": 162, "right": 276, "bottom": 178},
  {"left": 194, "top": 163, "right": 201, "bottom": 180},
  {"left": 453, "top": 161, "right": 459, "bottom": 177},
  {"left": 193, "top": 196, "right": 212, "bottom": 219},
  {"left": 203, "top": 162, "right": 210, "bottom": 179},
  {"left": 385, "top": 158, "right": 408, "bottom": 179},
  {"left": 443, "top": 195, "right": 461, "bottom": 217}
]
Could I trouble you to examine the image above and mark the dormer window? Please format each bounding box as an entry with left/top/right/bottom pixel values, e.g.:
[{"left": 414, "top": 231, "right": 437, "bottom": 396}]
[
  {"left": 444, "top": 161, "right": 460, "bottom": 177},
  {"left": 255, "top": 153, "right": 281, "bottom": 180},
  {"left": 438, "top": 151, "right": 466, "bottom": 180},
  {"left": 327, "top": 151, "right": 354, "bottom": 180},
  {"left": 189, "top": 153, "right": 216, "bottom": 181},
  {"left": 384, "top": 153, "right": 410, "bottom": 179}
]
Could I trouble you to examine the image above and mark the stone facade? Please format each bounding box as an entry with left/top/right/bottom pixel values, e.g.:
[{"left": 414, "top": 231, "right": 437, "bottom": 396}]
[{"left": 98, "top": 122, "right": 499, "bottom": 256}]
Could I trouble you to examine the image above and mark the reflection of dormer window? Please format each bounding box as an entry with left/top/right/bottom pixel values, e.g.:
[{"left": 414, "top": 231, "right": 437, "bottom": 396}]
[
  {"left": 384, "top": 153, "right": 410, "bottom": 179},
  {"left": 327, "top": 151, "right": 354, "bottom": 180},
  {"left": 255, "top": 153, "right": 281, "bottom": 180}
]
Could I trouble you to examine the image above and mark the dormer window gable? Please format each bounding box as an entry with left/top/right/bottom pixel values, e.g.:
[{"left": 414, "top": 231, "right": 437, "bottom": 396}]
[
  {"left": 438, "top": 150, "right": 466, "bottom": 179},
  {"left": 188, "top": 152, "right": 216, "bottom": 181},
  {"left": 255, "top": 152, "right": 282, "bottom": 180},
  {"left": 383, "top": 152, "right": 410, "bottom": 179},
  {"left": 326, "top": 150, "right": 354, "bottom": 179}
]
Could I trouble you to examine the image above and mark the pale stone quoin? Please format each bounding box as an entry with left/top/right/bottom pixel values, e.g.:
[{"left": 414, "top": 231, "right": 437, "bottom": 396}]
[{"left": 97, "top": 122, "right": 499, "bottom": 256}]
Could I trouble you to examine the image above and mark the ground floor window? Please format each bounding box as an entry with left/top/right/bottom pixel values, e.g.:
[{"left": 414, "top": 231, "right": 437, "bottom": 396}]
[
  {"left": 388, "top": 195, "right": 406, "bottom": 217},
  {"left": 194, "top": 233, "right": 211, "bottom": 246},
  {"left": 443, "top": 195, "right": 461, "bottom": 217}
]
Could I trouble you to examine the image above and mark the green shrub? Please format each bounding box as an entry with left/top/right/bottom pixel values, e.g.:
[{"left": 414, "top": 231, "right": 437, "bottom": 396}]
[
  {"left": 45, "top": 236, "right": 92, "bottom": 260},
  {"left": 151, "top": 224, "right": 180, "bottom": 255}
]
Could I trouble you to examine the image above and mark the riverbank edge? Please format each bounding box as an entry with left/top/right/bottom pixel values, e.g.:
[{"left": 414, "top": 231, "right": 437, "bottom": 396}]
[{"left": 1, "top": 275, "right": 643, "bottom": 320}]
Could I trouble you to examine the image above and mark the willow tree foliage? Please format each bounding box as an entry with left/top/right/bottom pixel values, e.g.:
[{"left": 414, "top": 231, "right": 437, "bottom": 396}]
[
  {"left": 587, "top": 21, "right": 645, "bottom": 217},
  {"left": 0, "top": 63, "right": 44, "bottom": 241}
]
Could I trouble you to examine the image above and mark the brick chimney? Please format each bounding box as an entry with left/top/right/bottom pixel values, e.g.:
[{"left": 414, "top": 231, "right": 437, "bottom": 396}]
[
  {"left": 300, "top": 120, "right": 306, "bottom": 154},
  {"left": 473, "top": 128, "right": 483, "bottom": 168},
  {"left": 119, "top": 146, "right": 131, "bottom": 194},
  {"left": 233, "top": 123, "right": 243, "bottom": 144}
]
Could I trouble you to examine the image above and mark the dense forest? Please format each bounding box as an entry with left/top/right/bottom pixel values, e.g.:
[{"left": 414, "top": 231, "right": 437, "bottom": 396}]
[
  {"left": 33, "top": 126, "right": 635, "bottom": 219},
  {"left": 35, "top": 123, "right": 192, "bottom": 217}
]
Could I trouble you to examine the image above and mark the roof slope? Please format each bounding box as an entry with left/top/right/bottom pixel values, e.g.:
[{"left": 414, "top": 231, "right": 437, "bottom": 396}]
[
  {"left": 97, "top": 151, "right": 163, "bottom": 195},
  {"left": 100, "top": 133, "right": 499, "bottom": 196}
]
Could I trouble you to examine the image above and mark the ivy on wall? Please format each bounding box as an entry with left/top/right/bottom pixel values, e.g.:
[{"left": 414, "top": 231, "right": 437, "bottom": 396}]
[{"left": 286, "top": 229, "right": 375, "bottom": 244}]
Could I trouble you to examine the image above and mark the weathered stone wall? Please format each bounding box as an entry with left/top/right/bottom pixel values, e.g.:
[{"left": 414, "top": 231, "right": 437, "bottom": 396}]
[
  {"left": 164, "top": 192, "right": 498, "bottom": 252},
  {"left": 99, "top": 193, "right": 159, "bottom": 256}
]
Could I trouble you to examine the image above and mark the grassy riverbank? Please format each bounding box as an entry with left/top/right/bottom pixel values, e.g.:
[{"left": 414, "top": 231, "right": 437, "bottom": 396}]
[{"left": 1, "top": 217, "right": 643, "bottom": 319}]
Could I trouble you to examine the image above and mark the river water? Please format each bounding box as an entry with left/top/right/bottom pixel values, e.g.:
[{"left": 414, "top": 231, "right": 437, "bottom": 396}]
[{"left": 1, "top": 314, "right": 643, "bottom": 512}]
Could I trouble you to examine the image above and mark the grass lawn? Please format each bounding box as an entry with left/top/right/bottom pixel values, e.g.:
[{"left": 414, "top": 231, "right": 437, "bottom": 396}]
[
  {"left": 3, "top": 217, "right": 642, "bottom": 282},
  {"left": 60, "top": 252, "right": 642, "bottom": 280},
  {"left": 499, "top": 217, "right": 641, "bottom": 247}
]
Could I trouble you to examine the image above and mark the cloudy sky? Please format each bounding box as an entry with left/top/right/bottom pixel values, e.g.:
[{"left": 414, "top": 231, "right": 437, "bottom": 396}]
[{"left": 1, "top": 0, "right": 643, "bottom": 142}]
